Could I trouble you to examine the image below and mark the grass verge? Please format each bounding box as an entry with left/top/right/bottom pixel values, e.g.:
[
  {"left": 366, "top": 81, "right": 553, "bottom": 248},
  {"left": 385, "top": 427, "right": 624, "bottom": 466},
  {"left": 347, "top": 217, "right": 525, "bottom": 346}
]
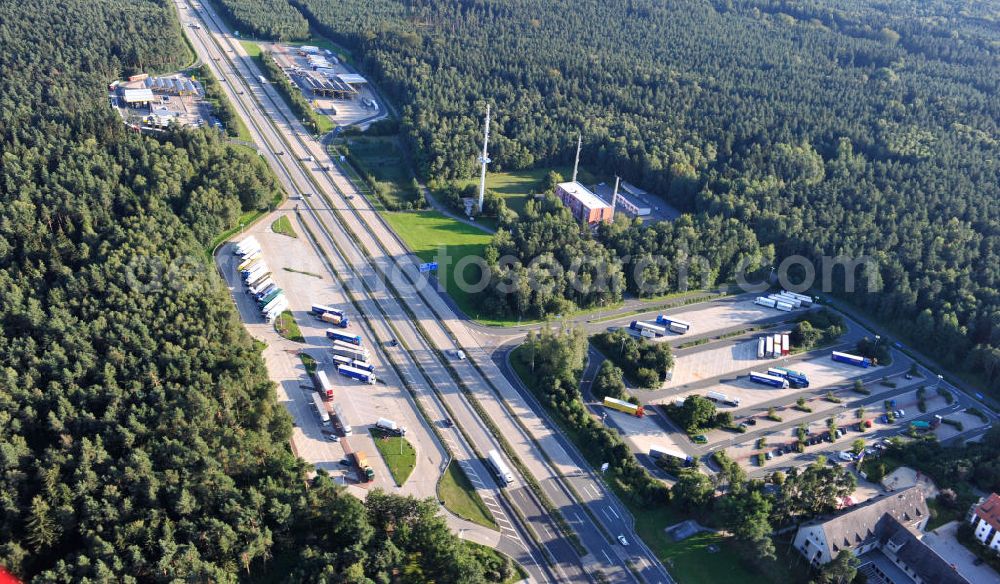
[
  {"left": 274, "top": 310, "right": 304, "bottom": 342},
  {"left": 380, "top": 211, "right": 503, "bottom": 321},
  {"left": 368, "top": 427, "right": 416, "bottom": 486},
  {"left": 341, "top": 135, "right": 420, "bottom": 208},
  {"left": 437, "top": 460, "right": 498, "bottom": 530},
  {"left": 271, "top": 215, "right": 297, "bottom": 238},
  {"left": 445, "top": 165, "right": 591, "bottom": 216}
]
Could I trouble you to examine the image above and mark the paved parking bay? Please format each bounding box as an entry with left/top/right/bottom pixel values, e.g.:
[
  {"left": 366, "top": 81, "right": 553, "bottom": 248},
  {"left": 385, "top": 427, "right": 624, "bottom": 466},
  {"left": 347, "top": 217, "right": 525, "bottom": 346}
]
[
  {"left": 657, "top": 352, "right": 873, "bottom": 410},
  {"left": 645, "top": 297, "right": 806, "bottom": 339},
  {"left": 218, "top": 219, "right": 445, "bottom": 498},
  {"left": 922, "top": 521, "right": 1000, "bottom": 584}
]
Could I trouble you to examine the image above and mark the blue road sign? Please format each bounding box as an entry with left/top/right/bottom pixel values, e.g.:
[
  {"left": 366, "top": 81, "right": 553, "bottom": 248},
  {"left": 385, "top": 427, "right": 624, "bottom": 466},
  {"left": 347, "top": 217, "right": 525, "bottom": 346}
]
[{"left": 419, "top": 262, "right": 438, "bottom": 272}]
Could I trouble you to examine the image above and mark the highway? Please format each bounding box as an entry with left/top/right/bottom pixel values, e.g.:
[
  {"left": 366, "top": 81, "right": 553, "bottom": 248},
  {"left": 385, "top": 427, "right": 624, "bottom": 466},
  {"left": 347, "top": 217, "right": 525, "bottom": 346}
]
[
  {"left": 164, "top": 5, "right": 992, "bottom": 584},
  {"left": 173, "top": 1, "right": 658, "bottom": 582}
]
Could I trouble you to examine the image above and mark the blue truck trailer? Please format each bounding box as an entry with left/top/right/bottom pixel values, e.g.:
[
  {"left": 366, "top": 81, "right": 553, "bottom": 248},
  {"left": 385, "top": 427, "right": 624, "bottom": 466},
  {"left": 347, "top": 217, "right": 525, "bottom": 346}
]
[{"left": 832, "top": 351, "right": 871, "bottom": 368}]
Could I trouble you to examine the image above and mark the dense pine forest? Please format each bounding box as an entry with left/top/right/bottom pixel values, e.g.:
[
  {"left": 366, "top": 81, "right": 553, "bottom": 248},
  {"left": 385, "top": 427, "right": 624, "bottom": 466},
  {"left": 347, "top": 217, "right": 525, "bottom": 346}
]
[
  {"left": 0, "top": 0, "right": 499, "bottom": 580},
  {"left": 291, "top": 0, "right": 1000, "bottom": 392}
]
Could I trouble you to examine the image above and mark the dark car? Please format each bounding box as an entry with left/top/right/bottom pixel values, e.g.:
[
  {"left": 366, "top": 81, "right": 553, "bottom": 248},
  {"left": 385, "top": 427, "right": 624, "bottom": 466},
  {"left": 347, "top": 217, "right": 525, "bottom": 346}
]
[{"left": 744, "top": 417, "right": 758, "bottom": 426}]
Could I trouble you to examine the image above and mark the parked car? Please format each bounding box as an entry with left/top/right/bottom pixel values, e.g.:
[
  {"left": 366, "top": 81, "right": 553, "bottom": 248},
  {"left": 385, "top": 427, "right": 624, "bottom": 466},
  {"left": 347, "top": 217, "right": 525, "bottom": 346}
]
[
  {"left": 692, "top": 434, "right": 708, "bottom": 444},
  {"left": 765, "top": 451, "right": 773, "bottom": 460}
]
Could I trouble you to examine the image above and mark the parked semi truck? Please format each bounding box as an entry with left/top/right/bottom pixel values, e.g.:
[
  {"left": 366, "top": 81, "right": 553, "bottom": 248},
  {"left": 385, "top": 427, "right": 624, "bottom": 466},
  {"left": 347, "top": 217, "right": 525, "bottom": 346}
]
[
  {"left": 766, "top": 368, "right": 808, "bottom": 388},
  {"left": 750, "top": 371, "right": 789, "bottom": 388},
  {"left": 315, "top": 369, "right": 334, "bottom": 399},
  {"left": 311, "top": 392, "right": 331, "bottom": 426},
  {"left": 772, "top": 294, "right": 802, "bottom": 308},
  {"left": 755, "top": 296, "right": 777, "bottom": 308},
  {"left": 487, "top": 449, "right": 513, "bottom": 487},
  {"left": 326, "top": 329, "right": 362, "bottom": 346},
  {"left": 765, "top": 336, "right": 774, "bottom": 357},
  {"left": 320, "top": 312, "right": 349, "bottom": 327},
  {"left": 781, "top": 290, "right": 814, "bottom": 306},
  {"left": 311, "top": 304, "right": 342, "bottom": 317},
  {"left": 757, "top": 337, "right": 766, "bottom": 359},
  {"left": 649, "top": 445, "right": 695, "bottom": 468},
  {"left": 775, "top": 300, "right": 794, "bottom": 312},
  {"left": 234, "top": 236, "right": 259, "bottom": 255},
  {"left": 248, "top": 277, "right": 274, "bottom": 296},
  {"left": 260, "top": 293, "right": 286, "bottom": 315},
  {"left": 782, "top": 333, "right": 790, "bottom": 356},
  {"left": 831, "top": 351, "right": 871, "bottom": 368},
  {"left": 351, "top": 360, "right": 375, "bottom": 372},
  {"left": 655, "top": 315, "right": 691, "bottom": 334},
  {"left": 332, "top": 345, "right": 368, "bottom": 362},
  {"left": 257, "top": 288, "right": 283, "bottom": 308},
  {"left": 375, "top": 417, "right": 406, "bottom": 436},
  {"left": 630, "top": 320, "right": 667, "bottom": 337},
  {"left": 331, "top": 402, "right": 352, "bottom": 435},
  {"left": 354, "top": 451, "right": 375, "bottom": 482},
  {"left": 603, "top": 396, "right": 645, "bottom": 417},
  {"left": 706, "top": 391, "right": 741, "bottom": 407},
  {"left": 337, "top": 364, "right": 376, "bottom": 384}
]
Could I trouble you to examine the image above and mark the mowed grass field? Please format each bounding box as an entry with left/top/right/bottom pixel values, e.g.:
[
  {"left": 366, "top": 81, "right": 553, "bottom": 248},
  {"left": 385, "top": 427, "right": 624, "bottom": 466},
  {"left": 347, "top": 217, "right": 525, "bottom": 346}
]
[
  {"left": 345, "top": 136, "right": 420, "bottom": 207},
  {"left": 381, "top": 210, "right": 508, "bottom": 323},
  {"left": 437, "top": 461, "right": 497, "bottom": 530},
  {"left": 448, "top": 165, "right": 596, "bottom": 216}
]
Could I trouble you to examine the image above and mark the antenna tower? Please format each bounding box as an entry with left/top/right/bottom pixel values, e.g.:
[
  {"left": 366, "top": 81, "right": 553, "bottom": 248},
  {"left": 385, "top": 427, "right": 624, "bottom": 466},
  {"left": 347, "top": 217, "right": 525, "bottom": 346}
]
[
  {"left": 477, "top": 104, "right": 491, "bottom": 212},
  {"left": 572, "top": 134, "right": 582, "bottom": 183}
]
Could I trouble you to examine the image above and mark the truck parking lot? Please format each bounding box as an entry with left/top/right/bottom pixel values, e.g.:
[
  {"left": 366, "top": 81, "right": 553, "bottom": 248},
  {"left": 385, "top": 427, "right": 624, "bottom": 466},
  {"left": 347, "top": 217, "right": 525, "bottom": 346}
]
[{"left": 217, "top": 216, "right": 444, "bottom": 497}]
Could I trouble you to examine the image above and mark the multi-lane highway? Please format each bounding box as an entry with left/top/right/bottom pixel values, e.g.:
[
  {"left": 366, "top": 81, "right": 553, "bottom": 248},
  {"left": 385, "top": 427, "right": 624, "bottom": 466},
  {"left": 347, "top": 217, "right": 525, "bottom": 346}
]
[{"left": 175, "top": 1, "right": 674, "bottom": 582}]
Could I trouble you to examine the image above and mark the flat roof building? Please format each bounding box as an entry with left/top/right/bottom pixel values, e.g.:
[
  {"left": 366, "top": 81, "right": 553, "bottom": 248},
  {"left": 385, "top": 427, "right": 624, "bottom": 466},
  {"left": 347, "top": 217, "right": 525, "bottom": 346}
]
[
  {"left": 593, "top": 182, "right": 651, "bottom": 218},
  {"left": 301, "top": 71, "right": 356, "bottom": 99},
  {"left": 555, "top": 181, "right": 613, "bottom": 225},
  {"left": 120, "top": 88, "right": 154, "bottom": 107},
  {"left": 337, "top": 73, "right": 368, "bottom": 85}
]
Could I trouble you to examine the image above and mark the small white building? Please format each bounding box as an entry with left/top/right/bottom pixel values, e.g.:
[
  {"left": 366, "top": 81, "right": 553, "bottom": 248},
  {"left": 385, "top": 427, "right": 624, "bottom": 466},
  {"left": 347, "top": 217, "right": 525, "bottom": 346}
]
[
  {"left": 120, "top": 88, "right": 154, "bottom": 107},
  {"left": 970, "top": 493, "right": 1000, "bottom": 550}
]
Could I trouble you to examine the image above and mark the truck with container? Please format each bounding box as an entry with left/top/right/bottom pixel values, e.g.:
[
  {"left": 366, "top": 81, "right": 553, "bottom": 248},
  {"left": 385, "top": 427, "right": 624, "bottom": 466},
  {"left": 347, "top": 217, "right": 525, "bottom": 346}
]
[
  {"left": 242, "top": 264, "right": 268, "bottom": 284},
  {"left": 332, "top": 344, "right": 368, "bottom": 362},
  {"left": 260, "top": 294, "right": 286, "bottom": 316},
  {"left": 766, "top": 367, "right": 808, "bottom": 388},
  {"left": 311, "top": 392, "right": 331, "bottom": 425},
  {"left": 257, "top": 288, "right": 283, "bottom": 309},
  {"left": 775, "top": 300, "right": 794, "bottom": 312},
  {"left": 750, "top": 371, "right": 789, "bottom": 388},
  {"left": 831, "top": 351, "right": 871, "bottom": 368},
  {"left": 238, "top": 253, "right": 262, "bottom": 271},
  {"left": 234, "top": 237, "right": 259, "bottom": 256},
  {"left": 487, "top": 449, "right": 514, "bottom": 487},
  {"left": 755, "top": 296, "right": 777, "bottom": 308},
  {"left": 326, "top": 330, "right": 362, "bottom": 346},
  {"left": 315, "top": 369, "right": 335, "bottom": 399},
  {"left": 331, "top": 402, "right": 352, "bottom": 435},
  {"left": 757, "top": 337, "right": 766, "bottom": 359},
  {"left": 911, "top": 420, "right": 931, "bottom": 431},
  {"left": 338, "top": 364, "right": 376, "bottom": 385},
  {"left": 240, "top": 260, "right": 265, "bottom": 279},
  {"left": 351, "top": 360, "right": 375, "bottom": 372},
  {"left": 772, "top": 333, "right": 782, "bottom": 357},
  {"left": 781, "top": 290, "right": 814, "bottom": 306},
  {"left": 375, "top": 417, "right": 406, "bottom": 436},
  {"left": 655, "top": 315, "right": 691, "bottom": 334},
  {"left": 765, "top": 336, "right": 774, "bottom": 358},
  {"left": 353, "top": 451, "right": 375, "bottom": 482},
  {"left": 781, "top": 333, "right": 790, "bottom": 356},
  {"left": 603, "top": 396, "right": 645, "bottom": 417},
  {"left": 630, "top": 320, "right": 666, "bottom": 337},
  {"left": 239, "top": 256, "right": 264, "bottom": 273},
  {"left": 246, "top": 270, "right": 272, "bottom": 289},
  {"left": 264, "top": 301, "right": 288, "bottom": 324},
  {"left": 311, "top": 304, "right": 342, "bottom": 317},
  {"left": 320, "top": 312, "right": 349, "bottom": 327},
  {"left": 773, "top": 294, "right": 802, "bottom": 308},
  {"left": 253, "top": 283, "right": 278, "bottom": 301},
  {"left": 248, "top": 277, "right": 274, "bottom": 296},
  {"left": 331, "top": 354, "right": 353, "bottom": 368},
  {"left": 649, "top": 446, "right": 695, "bottom": 472},
  {"left": 706, "top": 391, "right": 740, "bottom": 407}
]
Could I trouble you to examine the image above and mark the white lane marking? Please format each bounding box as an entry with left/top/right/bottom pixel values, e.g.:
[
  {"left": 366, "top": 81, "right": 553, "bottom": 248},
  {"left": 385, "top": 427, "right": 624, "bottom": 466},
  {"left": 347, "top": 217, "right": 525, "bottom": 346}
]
[
  {"left": 609, "top": 507, "right": 620, "bottom": 520},
  {"left": 602, "top": 549, "right": 613, "bottom": 563},
  {"left": 602, "top": 508, "right": 614, "bottom": 522}
]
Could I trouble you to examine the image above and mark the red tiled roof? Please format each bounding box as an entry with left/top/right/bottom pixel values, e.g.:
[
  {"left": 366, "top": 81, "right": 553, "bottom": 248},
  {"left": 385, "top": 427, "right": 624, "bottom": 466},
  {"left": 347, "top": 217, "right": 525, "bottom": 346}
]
[{"left": 975, "top": 493, "right": 1000, "bottom": 532}]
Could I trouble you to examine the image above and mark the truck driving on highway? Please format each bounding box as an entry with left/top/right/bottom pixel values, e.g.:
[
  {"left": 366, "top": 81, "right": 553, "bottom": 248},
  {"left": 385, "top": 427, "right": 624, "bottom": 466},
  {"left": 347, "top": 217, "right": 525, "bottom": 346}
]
[{"left": 487, "top": 449, "right": 513, "bottom": 487}]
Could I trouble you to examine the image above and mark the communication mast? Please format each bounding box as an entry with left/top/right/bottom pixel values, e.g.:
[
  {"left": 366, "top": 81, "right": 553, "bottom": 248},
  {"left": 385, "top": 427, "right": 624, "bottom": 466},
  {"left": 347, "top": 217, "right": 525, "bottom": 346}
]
[
  {"left": 611, "top": 175, "right": 619, "bottom": 216},
  {"left": 571, "top": 134, "right": 582, "bottom": 183},
  {"left": 477, "top": 104, "right": 491, "bottom": 212}
]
